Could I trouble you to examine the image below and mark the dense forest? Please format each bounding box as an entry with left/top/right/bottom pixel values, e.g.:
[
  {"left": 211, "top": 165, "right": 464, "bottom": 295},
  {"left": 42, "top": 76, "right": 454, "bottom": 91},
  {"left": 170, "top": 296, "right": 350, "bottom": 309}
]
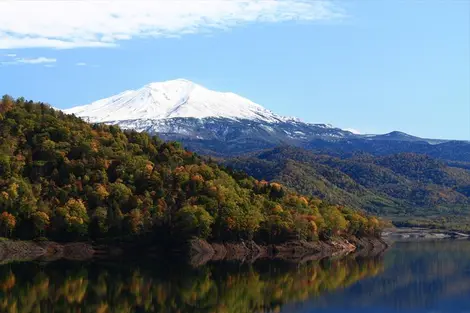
[
  {"left": 0, "top": 95, "right": 382, "bottom": 244},
  {"left": 226, "top": 146, "right": 470, "bottom": 230}
]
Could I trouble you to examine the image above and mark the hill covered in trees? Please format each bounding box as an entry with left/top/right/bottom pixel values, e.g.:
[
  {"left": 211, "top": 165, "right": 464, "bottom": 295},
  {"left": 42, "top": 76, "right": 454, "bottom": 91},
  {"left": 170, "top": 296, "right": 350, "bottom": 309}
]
[
  {"left": 0, "top": 95, "right": 382, "bottom": 245},
  {"left": 226, "top": 146, "right": 470, "bottom": 230}
]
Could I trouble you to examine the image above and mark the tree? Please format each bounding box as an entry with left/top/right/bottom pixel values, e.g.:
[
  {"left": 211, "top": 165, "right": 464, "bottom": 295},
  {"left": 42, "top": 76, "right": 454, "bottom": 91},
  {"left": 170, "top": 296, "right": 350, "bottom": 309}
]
[
  {"left": 108, "top": 182, "right": 132, "bottom": 213},
  {"left": 31, "top": 211, "right": 50, "bottom": 237},
  {"left": 90, "top": 207, "right": 108, "bottom": 238},
  {"left": 320, "top": 206, "right": 349, "bottom": 238},
  {"left": 124, "top": 209, "right": 144, "bottom": 234},
  {"left": 269, "top": 182, "right": 285, "bottom": 199},
  {"left": 174, "top": 205, "right": 214, "bottom": 239},
  {"left": 0, "top": 212, "right": 16, "bottom": 237},
  {"left": 293, "top": 215, "right": 317, "bottom": 241},
  {"left": 55, "top": 199, "right": 89, "bottom": 237},
  {"left": 0, "top": 95, "right": 14, "bottom": 114},
  {"left": 0, "top": 155, "right": 11, "bottom": 179}
]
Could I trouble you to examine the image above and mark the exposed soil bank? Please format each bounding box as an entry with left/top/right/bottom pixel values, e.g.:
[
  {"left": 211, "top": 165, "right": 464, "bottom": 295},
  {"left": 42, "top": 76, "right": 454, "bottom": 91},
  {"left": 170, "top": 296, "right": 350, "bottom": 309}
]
[
  {"left": 0, "top": 240, "right": 94, "bottom": 264},
  {"left": 189, "top": 237, "right": 388, "bottom": 266}
]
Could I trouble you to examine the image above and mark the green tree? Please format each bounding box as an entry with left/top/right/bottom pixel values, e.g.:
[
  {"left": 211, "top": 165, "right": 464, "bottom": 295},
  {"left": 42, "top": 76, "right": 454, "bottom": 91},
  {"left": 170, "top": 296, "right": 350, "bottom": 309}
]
[
  {"left": 320, "top": 206, "right": 349, "bottom": 238},
  {"left": 31, "top": 211, "right": 50, "bottom": 237},
  {"left": 55, "top": 199, "right": 89, "bottom": 237},
  {"left": 90, "top": 207, "right": 108, "bottom": 238},
  {"left": 174, "top": 205, "right": 214, "bottom": 239},
  {"left": 0, "top": 155, "right": 11, "bottom": 179}
]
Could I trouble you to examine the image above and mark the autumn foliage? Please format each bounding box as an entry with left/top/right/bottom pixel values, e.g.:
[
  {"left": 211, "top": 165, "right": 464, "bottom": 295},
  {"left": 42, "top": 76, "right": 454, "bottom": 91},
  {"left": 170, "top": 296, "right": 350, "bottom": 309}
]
[{"left": 0, "top": 96, "right": 383, "bottom": 242}]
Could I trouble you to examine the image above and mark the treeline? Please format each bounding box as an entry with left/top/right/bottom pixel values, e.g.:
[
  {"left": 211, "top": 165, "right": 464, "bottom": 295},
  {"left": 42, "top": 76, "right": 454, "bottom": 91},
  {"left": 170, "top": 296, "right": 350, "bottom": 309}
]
[{"left": 0, "top": 95, "right": 382, "bottom": 243}]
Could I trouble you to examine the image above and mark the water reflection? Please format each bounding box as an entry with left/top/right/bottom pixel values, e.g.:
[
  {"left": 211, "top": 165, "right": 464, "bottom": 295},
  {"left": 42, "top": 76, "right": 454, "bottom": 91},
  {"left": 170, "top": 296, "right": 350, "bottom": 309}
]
[
  {"left": 288, "top": 240, "right": 470, "bottom": 313},
  {"left": 0, "top": 254, "right": 383, "bottom": 313}
]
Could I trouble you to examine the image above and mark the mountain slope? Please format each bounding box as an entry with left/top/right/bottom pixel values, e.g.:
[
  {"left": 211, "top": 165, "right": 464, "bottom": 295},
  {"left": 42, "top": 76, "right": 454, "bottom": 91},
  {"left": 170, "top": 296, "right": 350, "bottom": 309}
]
[
  {"left": 226, "top": 146, "right": 470, "bottom": 217},
  {"left": 303, "top": 138, "right": 470, "bottom": 163}
]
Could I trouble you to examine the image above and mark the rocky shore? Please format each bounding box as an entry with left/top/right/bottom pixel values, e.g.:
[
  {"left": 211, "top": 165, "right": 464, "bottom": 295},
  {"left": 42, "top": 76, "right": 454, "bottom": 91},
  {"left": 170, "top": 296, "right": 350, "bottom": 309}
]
[
  {"left": 3, "top": 227, "right": 466, "bottom": 266},
  {"left": 0, "top": 236, "right": 388, "bottom": 265},
  {"left": 189, "top": 237, "right": 388, "bottom": 266},
  {"left": 0, "top": 239, "right": 95, "bottom": 264}
]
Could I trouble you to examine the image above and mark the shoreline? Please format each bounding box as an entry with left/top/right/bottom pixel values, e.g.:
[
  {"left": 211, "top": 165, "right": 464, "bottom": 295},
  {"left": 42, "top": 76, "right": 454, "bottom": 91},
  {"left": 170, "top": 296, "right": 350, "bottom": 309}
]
[
  {"left": 382, "top": 227, "right": 470, "bottom": 240},
  {"left": 189, "top": 236, "right": 388, "bottom": 266},
  {"left": 0, "top": 240, "right": 95, "bottom": 264},
  {"left": 0, "top": 236, "right": 388, "bottom": 265},
  {"left": 1, "top": 228, "right": 464, "bottom": 265}
]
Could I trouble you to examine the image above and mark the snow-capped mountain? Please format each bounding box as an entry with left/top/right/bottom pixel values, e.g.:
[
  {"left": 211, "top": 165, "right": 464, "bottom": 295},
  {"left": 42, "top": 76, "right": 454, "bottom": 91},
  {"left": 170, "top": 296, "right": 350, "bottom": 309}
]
[
  {"left": 64, "top": 79, "right": 464, "bottom": 157},
  {"left": 64, "top": 79, "right": 355, "bottom": 154},
  {"left": 65, "top": 79, "right": 299, "bottom": 124}
]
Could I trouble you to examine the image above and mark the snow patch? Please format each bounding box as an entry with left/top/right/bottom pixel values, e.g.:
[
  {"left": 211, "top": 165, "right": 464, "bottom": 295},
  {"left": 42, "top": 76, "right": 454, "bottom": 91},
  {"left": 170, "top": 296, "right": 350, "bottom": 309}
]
[{"left": 344, "top": 128, "right": 361, "bottom": 135}]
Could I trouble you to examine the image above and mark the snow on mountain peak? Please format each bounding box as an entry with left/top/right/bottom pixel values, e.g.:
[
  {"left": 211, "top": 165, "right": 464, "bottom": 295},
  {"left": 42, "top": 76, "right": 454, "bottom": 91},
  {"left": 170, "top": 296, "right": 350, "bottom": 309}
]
[{"left": 65, "top": 79, "right": 298, "bottom": 124}]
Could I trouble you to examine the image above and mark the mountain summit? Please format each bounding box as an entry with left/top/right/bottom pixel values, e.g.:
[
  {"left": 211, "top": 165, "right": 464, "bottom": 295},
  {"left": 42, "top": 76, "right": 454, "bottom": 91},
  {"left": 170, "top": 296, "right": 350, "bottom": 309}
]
[
  {"left": 64, "top": 79, "right": 351, "bottom": 155},
  {"left": 63, "top": 79, "right": 468, "bottom": 159},
  {"left": 65, "top": 79, "right": 298, "bottom": 124}
]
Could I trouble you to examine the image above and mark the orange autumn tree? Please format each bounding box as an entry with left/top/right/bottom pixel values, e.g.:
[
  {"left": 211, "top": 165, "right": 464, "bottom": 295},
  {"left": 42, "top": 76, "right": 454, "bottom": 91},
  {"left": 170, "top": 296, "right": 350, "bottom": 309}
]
[{"left": 0, "top": 212, "right": 16, "bottom": 237}]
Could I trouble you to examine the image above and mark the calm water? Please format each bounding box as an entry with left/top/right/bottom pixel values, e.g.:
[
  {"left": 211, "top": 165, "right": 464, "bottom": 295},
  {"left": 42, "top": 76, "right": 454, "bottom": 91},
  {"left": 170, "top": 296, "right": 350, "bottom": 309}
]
[{"left": 0, "top": 240, "right": 469, "bottom": 313}]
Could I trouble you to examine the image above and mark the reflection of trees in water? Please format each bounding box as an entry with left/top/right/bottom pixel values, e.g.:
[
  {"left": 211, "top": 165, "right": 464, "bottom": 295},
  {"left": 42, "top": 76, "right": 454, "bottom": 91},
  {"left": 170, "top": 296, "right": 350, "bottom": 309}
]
[
  {"left": 3, "top": 242, "right": 466, "bottom": 313},
  {"left": 0, "top": 255, "right": 383, "bottom": 313},
  {"left": 312, "top": 241, "right": 470, "bottom": 310}
]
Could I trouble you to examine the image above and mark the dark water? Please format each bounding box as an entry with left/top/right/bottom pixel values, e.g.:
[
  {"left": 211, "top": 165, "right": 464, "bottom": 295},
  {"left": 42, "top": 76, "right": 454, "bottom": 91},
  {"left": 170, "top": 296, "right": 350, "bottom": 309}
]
[{"left": 0, "top": 240, "right": 469, "bottom": 313}]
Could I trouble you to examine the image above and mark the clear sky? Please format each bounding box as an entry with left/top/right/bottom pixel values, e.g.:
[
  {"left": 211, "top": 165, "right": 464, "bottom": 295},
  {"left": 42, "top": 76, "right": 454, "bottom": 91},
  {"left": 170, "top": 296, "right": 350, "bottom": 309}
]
[{"left": 0, "top": 0, "right": 469, "bottom": 140}]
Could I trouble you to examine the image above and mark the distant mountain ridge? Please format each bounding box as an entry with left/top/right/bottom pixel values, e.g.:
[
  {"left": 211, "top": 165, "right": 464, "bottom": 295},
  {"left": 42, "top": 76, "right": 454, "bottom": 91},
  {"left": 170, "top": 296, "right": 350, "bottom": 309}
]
[
  {"left": 65, "top": 79, "right": 470, "bottom": 161},
  {"left": 225, "top": 146, "right": 470, "bottom": 218}
]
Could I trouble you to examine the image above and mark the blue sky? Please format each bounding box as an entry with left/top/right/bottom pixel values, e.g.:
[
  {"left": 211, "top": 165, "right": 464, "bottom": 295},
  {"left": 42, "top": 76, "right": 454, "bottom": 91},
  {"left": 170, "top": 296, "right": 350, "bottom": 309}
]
[{"left": 0, "top": 0, "right": 468, "bottom": 140}]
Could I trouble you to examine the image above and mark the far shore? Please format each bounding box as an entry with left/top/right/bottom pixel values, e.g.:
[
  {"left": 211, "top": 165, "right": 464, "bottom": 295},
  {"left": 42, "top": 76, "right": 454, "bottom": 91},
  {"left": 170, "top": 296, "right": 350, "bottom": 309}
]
[{"left": 382, "top": 227, "right": 470, "bottom": 240}]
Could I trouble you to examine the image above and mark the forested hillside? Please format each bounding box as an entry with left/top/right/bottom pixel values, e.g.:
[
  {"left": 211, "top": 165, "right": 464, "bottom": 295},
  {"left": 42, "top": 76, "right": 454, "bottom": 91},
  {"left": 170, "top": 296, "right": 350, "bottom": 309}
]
[
  {"left": 0, "top": 95, "right": 382, "bottom": 243},
  {"left": 226, "top": 146, "right": 470, "bottom": 228}
]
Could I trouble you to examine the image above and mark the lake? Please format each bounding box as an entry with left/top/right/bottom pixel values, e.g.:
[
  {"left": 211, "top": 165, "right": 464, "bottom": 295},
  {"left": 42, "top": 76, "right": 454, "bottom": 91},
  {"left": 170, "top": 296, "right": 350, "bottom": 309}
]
[{"left": 0, "top": 240, "right": 469, "bottom": 313}]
